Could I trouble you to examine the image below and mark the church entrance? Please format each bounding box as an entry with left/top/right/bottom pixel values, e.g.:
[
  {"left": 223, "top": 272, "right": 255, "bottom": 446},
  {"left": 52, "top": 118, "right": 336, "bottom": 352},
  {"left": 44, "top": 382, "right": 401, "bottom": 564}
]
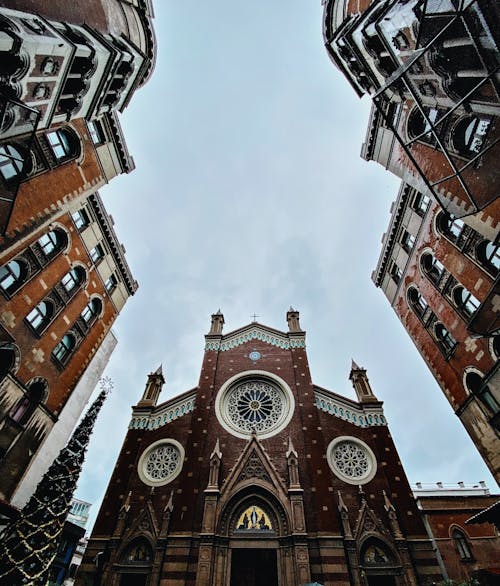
[
  {"left": 366, "top": 575, "right": 397, "bottom": 586},
  {"left": 230, "top": 548, "right": 278, "bottom": 586},
  {"left": 119, "top": 574, "right": 148, "bottom": 586}
]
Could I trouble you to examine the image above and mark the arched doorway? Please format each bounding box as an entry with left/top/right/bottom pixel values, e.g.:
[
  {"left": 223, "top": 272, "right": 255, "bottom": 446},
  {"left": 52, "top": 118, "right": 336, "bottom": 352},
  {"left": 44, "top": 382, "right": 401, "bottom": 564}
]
[
  {"left": 117, "top": 538, "right": 153, "bottom": 586},
  {"left": 229, "top": 503, "right": 278, "bottom": 586},
  {"left": 359, "top": 538, "right": 402, "bottom": 586}
]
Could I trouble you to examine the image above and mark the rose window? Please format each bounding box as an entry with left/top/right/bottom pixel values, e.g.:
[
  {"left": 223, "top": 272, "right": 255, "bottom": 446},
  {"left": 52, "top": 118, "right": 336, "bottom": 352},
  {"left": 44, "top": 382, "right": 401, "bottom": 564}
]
[
  {"left": 327, "top": 437, "right": 377, "bottom": 485},
  {"left": 145, "top": 444, "right": 179, "bottom": 480},
  {"left": 216, "top": 375, "right": 294, "bottom": 438},
  {"left": 333, "top": 441, "right": 369, "bottom": 478},
  {"left": 138, "top": 439, "right": 184, "bottom": 486}
]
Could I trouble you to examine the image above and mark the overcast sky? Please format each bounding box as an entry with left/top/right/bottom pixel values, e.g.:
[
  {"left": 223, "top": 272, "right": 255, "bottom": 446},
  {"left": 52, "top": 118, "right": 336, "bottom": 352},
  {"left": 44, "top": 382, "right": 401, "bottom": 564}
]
[{"left": 74, "top": 1, "right": 496, "bottom": 529}]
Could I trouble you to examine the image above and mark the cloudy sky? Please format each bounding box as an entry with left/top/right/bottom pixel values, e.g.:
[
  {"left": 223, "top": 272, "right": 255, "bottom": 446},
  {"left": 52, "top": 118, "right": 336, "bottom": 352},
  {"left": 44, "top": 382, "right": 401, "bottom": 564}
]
[{"left": 74, "top": 1, "right": 496, "bottom": 528}]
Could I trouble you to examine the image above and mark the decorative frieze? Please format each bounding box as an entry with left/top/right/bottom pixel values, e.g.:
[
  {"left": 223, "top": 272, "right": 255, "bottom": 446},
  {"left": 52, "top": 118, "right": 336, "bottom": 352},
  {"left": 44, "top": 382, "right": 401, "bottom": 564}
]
[
  {"left": 205, "top": 326, "right": 306, "bottom": 352},
  {"left": 314, "top": 389, "right": 386, "bottom": 427},
  {"left": 129, "top": 391, "right": 196, "bottom": 430}
]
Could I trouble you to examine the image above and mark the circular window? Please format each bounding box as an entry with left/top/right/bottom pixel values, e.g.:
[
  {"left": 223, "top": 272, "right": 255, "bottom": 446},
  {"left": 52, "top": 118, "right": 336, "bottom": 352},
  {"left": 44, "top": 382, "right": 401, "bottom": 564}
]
[
  {"left": 327, "top": 436, "right": 377, "bottom": 485},
  {"left": 138, "top": 439, "right": 184, "bottom": 487},
  {"left": 215, "top": 371, "right": 295, "bottom": 439}
]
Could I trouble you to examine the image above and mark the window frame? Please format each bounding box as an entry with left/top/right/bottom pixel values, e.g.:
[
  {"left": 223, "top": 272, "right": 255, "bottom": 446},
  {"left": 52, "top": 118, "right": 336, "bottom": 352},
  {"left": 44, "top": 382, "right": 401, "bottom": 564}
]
[
  {"left": 52, "top": 333, "right": 76, "bottom": 366},
  {"left": 25, "top": 300, "right": 54, "bottom": 334},
  {"left": 89, "top": 243, "right": 104, "bottom": 264},
  {"left": 71, "top": 208, "right": 90, "bottom": 231}
]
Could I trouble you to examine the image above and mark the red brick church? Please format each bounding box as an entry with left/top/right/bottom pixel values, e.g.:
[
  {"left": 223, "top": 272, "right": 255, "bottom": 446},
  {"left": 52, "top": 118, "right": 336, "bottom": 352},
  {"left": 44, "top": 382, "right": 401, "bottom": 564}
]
[{"left": 77, "top": 310, "right": 441, "bottom": 586}]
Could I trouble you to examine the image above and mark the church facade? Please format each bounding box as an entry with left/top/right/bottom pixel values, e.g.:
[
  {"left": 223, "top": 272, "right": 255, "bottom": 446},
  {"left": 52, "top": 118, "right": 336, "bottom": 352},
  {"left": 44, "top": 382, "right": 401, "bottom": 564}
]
[{"left": 78, "top": 311, "right": 441, "bottom": 586}]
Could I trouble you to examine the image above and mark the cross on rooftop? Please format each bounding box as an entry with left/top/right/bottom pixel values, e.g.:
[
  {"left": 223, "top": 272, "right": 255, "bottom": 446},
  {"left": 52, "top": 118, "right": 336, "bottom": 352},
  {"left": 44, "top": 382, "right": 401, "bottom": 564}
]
[{"left": 251, "top": 313, "right": 259, "bottom": 322}]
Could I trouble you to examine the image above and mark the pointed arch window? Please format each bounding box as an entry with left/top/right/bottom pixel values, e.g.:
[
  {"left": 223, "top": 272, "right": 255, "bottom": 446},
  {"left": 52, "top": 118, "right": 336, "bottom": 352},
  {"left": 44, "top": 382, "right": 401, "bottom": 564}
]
[
  {"left": 0, "top": 144, "right": 25, "bottom": 181},
  {"left": 52, "top": 333, "right": 76, "bottom": 365},
  {"left": 476, "top": 240, "right": 500, "bottom": 276},
  {"left": 464, "top": 371, "right": 499, "bottom": 418},
  {"left": 46, "top": 127, "right": 80, "bottom": 161},
  {"left": 434, "top": 323, "right": 457, "bottom": 355},
  {"left": 61, "top": 266, "right": 85, "bottom": 293},
  {"left": 452, "top": 528, "right": 472, "bottom": 560},
  {"left": 81, "top": 298, "right": 102, "bottom": 324},
  {"left": 10, "top": 379, "right": 48, "bottom": 425},
  {"left": 26, "top": 300, "right": 54, "bottom": 333},
  {"left": 421, "top": 252, "right": 445, "bottom": 285},
  {"left": 437, "top": 212, "right": 466, "bottom": 243},
  {"left": 452, "top": 286, "right": 480, "bottom": 318},
  {"left": 37, "top": 229, "right": 67, "bottom": 258},
  {"left": 407, "top": 286, "right": 428, "bottom": 318},
  {"left": 0, "top": 259, "right": 28, "bottom": 295}
]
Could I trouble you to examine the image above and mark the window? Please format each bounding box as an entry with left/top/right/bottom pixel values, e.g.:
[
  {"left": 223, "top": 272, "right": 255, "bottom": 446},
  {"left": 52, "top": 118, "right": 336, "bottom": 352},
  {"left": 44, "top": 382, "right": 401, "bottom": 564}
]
[
  {"left": 46, "top": 128, "right": 79, "bottom": 161},
  {"left": 408, "top": 107, "right": 442, "bottom": 145},
  {"left": 412, "top": 192, "right": 430, "bottom": 215},
  {"left": 407, "top": 286, "right": 428, "bottom": 317},
  {"left": 476, "top": 240, "right": 500, "bottom": 276},
  {"left": 52, "top": 333, "right": 76, "bottom": 364},
  {"left": 401, "top": 230, "right": 416, "bottom": 252},
  {"left": 87, "top": 120, "right": 105, "bottom": 145},
  {"left": 0, "top": 259, "right": 27, "bottom": 294},
  {"left": 452, "top": 286, "right": 480, "bottom": 318},
  {"left": 10, "top": 380, "right": 47, "bottom": 425},
  {"left": 72, "top": 208, "right": 90, "bottom": 231},
  {"left": 90, "top": 244, "right": 104, "bottom": 263},
  {"left": 452, "top": 529, "right": 472, "bottom": 560},
  {"left": 26, "top": 300, "right": 53, "bottom": 333},
  {"left": 421, "top": 252, "right": 445, "bottom": 285},
  {"left": 390, "top": 263, "right": 403, "bottom": 284},
  {"left": 0, "top": 144, "right": 25, "bottom": 181},
  {"left": 437, "top": 212, "right": 465, "bottom": 242},
  {"left": 61, "top": 267, "right": 85, "bottom": 293},
  {"left": 452, "top": 116, "right": 490, "bottom": 156},
  {"left": 465, "top": 371, "right": 499, "bottom": 416},
  {"left": 38, "top": 230, "right": 66, "bottom": 257},
  {"left": 105, "top": 273, "right": 118, "bottom": 293},
  {"left": 434, "top": 323, "right": 457, "bottom": 354},
  {"left": 81, "top": 298, "right": 102, "bottom": 324}
]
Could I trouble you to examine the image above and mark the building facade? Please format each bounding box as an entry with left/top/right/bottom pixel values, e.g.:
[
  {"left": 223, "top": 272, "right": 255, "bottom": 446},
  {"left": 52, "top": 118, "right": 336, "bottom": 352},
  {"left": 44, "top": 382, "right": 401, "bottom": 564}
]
[
  {"left": 0, "top": 191, "right": 137, "bottom": 504},
  {"left": 77, "top": 311, "right": 442, "bottom": 586},
  {"left": 0, "top": 0, "right": 155, "bottom": 517},
  {"left": 372, "top": 182, "right": 499, "bottom": 481},
  {"left": 322, "top": 0, "right": 499, "bottom": 227},
  {"left": 323, "top": 0, "right": 499, "bottom": 482},
  {"left": 413, "top": 482, "right": 500, "bottom": 584}
]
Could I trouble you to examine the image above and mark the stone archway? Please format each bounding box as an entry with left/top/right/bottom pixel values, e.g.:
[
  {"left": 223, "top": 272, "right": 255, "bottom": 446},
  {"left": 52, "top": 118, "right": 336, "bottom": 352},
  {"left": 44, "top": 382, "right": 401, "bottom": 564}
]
[{"left": 359, "top": 537, "right": 403, "bottom": 586}]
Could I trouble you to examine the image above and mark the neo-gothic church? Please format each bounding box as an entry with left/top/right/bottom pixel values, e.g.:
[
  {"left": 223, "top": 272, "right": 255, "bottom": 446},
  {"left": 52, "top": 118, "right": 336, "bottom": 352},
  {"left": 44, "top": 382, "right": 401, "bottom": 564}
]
[{"left": 77, "top": 311, "right": 441, "bottom": 586}]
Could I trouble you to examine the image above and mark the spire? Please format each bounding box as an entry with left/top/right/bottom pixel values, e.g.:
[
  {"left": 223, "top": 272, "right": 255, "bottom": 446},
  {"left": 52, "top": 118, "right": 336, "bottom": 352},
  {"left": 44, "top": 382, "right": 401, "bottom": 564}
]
[
  {"left": 138, "top": 365, "right": 165, "bottom": 407},
  {"left": 208, "top": 310, "right": 224, "bottom": 335},
  {"left": 349, "top": 359, "right": 378, "bottom": 403},
  {"left": 286, "top": 307, "right": 302, "bottom": 333},
  {"left": 0, "top": 385, "right": 110, "bottom": 585}
]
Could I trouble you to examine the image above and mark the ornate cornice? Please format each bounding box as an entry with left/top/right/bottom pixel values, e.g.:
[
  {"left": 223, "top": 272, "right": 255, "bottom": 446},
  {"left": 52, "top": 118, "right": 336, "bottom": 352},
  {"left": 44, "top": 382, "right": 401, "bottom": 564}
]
[
  {"left": 129, "top": 389, "right": 196, "bottom": 431},
  {"left": 205, "top": 324, "right": 306, "bottom": 352},
  {"left": 314, "top": 387, "right": 386, "bottom": 427}
]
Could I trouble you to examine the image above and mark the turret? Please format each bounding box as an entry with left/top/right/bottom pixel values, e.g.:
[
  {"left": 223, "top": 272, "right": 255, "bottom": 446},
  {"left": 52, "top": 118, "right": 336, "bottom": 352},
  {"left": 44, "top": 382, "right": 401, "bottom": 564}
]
[
  {"left": 286, "top": 307, "right": 302, "bottom": 333},
  {"left": 137, "top": 365, "right": 165, "bottom": 407},
  {"left": 349, "top": 360, "right": 378, "bottom": 403},
  {"left": 208, "top": 310, "right": 225, "bottom": 335}
]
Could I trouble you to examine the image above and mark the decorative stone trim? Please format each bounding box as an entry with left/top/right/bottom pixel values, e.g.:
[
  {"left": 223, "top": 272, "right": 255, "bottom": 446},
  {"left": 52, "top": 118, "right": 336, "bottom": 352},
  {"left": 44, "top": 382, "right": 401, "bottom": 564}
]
[
  {"left": 205, "top": 326, "right": 306, "bottom": 352},
  {"left": 314, "top": 389, "right": 386, "bottom": 427},
  {"left": 129, "top": 391, "right": 196, "bottom": 430}
]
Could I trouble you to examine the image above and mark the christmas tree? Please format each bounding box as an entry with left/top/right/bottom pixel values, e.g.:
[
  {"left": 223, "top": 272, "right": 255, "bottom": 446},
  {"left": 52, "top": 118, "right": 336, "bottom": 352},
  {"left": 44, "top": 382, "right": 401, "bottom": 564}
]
[{"left": 0, "top": 380, "right": 111, "bottom": 585}]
